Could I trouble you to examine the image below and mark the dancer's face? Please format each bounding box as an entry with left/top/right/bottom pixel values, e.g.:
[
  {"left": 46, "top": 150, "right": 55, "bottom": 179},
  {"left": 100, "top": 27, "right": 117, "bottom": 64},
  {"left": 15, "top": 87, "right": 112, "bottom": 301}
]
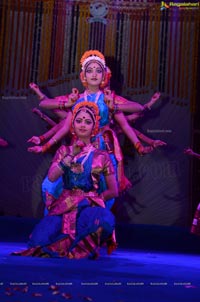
[
  {"left": 85, "top": 62, "right": 104, "bottom": 87},
  {"left": 74, "top": 110, "right": 94, "bottom": 139}
]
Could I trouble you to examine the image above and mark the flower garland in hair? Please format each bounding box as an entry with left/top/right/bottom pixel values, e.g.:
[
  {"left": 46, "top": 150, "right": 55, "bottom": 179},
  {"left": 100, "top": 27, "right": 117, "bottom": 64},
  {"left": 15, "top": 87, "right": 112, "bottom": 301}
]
[
  {"left": 80, "top": 50, "right": 106, "bottom": 70},
  {"left": 71, "top": 101, "right": 101, "bottom": 136}
]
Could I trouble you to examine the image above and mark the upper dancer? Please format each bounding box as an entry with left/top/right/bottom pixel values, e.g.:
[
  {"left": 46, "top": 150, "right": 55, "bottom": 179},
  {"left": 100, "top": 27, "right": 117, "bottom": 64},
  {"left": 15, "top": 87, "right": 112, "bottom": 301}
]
[{"left": 28, "top": 50, "right": 162, "bottom": 156}]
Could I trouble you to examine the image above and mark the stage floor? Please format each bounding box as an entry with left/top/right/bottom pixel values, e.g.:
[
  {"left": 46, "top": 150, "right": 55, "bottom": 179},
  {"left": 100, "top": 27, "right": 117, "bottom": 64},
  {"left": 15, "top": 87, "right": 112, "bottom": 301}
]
[{"left": 0, "top": 217, "right": 200, "bottom": 301}]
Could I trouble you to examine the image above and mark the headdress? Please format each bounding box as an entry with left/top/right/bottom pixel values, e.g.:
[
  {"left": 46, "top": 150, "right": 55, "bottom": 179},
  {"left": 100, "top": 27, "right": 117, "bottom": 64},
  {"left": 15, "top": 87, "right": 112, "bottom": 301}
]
[
  {"left": 80, "top": 50, "right": 106, "bottom": 71},
  {"left": 80, "top": 50, "right": 111, "bottom": 88},
  {"left": 71, "top": 101, "right": 101, "bottom": 136}
]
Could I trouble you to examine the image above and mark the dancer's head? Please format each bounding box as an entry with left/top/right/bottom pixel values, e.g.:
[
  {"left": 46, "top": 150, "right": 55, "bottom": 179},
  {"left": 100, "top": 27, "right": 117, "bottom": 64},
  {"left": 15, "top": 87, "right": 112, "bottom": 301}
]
[
  {"left": 80, "top": 50, "right": 111, "bottom": 89},
  {"left": 71, "top": 102, "right": 100, "bottom": 140}
]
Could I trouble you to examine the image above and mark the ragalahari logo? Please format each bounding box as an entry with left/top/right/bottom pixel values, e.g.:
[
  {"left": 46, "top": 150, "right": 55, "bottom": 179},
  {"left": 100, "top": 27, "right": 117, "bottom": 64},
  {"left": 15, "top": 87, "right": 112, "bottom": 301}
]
[
  {"left": 160, "top": 1, "right": 199, "bottom": 10},
  {"left": 161, "top": 1, "right": 170, "bottom": 10}
]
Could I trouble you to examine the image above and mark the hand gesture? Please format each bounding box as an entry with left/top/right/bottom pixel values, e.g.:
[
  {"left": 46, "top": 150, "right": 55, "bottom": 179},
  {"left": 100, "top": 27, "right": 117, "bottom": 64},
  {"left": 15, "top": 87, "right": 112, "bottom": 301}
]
[
  {"left": 140, "top": 146, "right": 154, "bottom": 155},
  {"left": 145, "top": 92, "right": 161, "bottom": 110},
  {"left": 136, "top": 142, "right": 154, "bottom": 156},
  {"left": 27, "top": 146, "right": 43, "bottom": 153},
  {"left": 68, "top": 88, "right": 79, "bottom": 106},
  {"left": 104, "top": 89, "right": 115, "bottom": 111},
  {"left": 27, "top": 136, "right": 41, "bottom": 145},
  {"left": 29, "top": 82, "right": 39, "bottom": 91},
  {"left": 72, "top": 139, "right": 85, "bottom": 156},
  {"left": 152, "top": 140, "right": 167, "bottom": 148}
]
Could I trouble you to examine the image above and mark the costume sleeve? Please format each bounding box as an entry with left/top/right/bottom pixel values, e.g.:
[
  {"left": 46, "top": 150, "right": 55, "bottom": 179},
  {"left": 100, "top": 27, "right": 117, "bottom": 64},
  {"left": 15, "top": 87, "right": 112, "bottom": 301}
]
[
  {"left": 92, "top": 150, "right": 115, "bottom": 176},
  {"left": 91, "top": 150, "right": 115, "bottom": 190},
  {"left": 51, "top": 145, "right": 70, "bottom": 164},
  {"left": 115, "top": 94, "right": 128, "bottom": 104},
  {"left": 102, "top": 151, "right": 115, "bottom": 176}
]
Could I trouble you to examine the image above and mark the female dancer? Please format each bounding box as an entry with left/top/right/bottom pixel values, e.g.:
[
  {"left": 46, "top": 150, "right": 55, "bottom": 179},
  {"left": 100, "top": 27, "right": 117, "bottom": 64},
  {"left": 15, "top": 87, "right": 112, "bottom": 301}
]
[{"left": 13, "top": 102, "right": 118, "bottom": 259}]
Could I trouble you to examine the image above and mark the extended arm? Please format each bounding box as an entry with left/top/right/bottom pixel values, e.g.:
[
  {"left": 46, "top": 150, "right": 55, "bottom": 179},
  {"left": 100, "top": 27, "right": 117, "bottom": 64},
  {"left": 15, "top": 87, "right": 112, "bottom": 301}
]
[
  {"left": 29, "top": 82, "right": 79, "bottom": 110},
  {"left": 134, "top": 128, "right": 167, "bottom": 148},
  {"left": 114, "top": 112, "right": 153, "bottom": 155},
  {"left": 28, "top": 112, "right": 72, "bottom": 153},
  {"left": 104, "top": 89, "right": 161, "bottom": 114}
]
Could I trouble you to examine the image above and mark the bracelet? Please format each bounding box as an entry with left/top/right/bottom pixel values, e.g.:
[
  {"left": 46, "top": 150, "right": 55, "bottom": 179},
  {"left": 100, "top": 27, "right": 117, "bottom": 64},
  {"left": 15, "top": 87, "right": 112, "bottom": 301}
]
[
  {"left": 134, "top": 141, "right": 144, "bottom": 155},
  {"left": 39, "top": 135, "right": 46, "bottom": 143},
  {"left": 113, "top": 103, "right": 119, "bottom": 114},
  {"left": 42, "top": 142, "right": 51, "bottom": 153}
]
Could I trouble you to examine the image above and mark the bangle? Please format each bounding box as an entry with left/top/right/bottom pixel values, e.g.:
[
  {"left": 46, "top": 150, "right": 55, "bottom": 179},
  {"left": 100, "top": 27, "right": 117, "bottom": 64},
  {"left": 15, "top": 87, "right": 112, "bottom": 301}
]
[
  {"left": 134, "top": 141, "right": 144, "bottom": 155},
  {"left": 39, "top": 135, "right": 46, "bottom": 143},
  {"left": 42, "top": 142, "right": 51, "bottom": 153},
  {"left": 113, "top": 103, "right": 119, "bottom": 114}
]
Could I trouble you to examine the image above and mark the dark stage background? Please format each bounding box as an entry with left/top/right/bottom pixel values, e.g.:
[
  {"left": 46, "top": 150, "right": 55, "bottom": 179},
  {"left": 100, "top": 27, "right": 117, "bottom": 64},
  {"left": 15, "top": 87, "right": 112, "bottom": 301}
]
[{"left": 0, "top": 0, "right": 199, "bottom": 227}]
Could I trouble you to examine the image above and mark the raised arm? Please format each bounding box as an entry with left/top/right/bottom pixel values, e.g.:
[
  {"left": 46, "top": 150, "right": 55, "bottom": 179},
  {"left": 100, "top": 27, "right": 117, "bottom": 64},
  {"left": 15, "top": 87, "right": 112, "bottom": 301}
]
[
  {"left": 27, "top": 119, "right": 66, "bottom": 146},
  {"left": 104, "top": 89, "right": 161, "bottom": 114},
  {"left": 29, "top": 83, "right": 79, "bottom": 110}
]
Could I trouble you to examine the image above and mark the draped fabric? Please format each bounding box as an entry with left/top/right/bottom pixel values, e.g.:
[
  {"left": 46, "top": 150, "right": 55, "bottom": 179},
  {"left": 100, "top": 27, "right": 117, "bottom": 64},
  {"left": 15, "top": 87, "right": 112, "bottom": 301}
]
[{"left": 0, "top": 0, "right": 199, "bottom": 112}]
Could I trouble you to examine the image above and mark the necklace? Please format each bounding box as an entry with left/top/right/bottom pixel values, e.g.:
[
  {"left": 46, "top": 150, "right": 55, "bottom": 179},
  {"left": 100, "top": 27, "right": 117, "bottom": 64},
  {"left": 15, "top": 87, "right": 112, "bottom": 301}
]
[
  {"left": 71, "top": 144, "right": 95, "bottom": 174},
  {"left": 84, "top": 90, "right": 102, "bottom": 104}
]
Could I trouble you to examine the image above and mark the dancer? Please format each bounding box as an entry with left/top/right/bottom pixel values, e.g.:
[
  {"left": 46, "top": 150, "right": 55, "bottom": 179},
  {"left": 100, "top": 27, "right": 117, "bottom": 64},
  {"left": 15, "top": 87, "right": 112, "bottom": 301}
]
[
  {"left": 13, "top": 103, "right": 118, "bottom": 259},
  {"left": 28, "top": 50, "right": 165, "bottom": 214},
  {"left": 28, "top": 50, "right": 160, "bottom": 157},
  {"left": 184, "top": 147, "right": 200, "bottom": 236}
]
